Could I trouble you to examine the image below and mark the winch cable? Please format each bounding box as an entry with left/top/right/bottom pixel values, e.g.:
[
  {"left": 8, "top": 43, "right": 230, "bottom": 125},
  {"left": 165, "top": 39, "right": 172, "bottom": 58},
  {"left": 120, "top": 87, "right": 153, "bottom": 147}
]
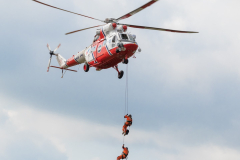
[
  {"left": 123, "top": 63, "right": 129, "bottom": 144},
  {"left": 125, "top": 63, "right": 129, "bottom": 115}
]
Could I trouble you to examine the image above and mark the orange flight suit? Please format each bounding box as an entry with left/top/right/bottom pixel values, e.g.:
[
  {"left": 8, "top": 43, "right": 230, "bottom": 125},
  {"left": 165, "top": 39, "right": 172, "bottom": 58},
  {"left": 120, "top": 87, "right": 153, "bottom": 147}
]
[
  {"left": 117, "top": 145, "right": 129, "bottom": 160},
  {"left": 124, "top": 114, "right": 132, "bottom": 127},
  {"left": 122, "top": 123, "right": 128, "bottom": 135}
]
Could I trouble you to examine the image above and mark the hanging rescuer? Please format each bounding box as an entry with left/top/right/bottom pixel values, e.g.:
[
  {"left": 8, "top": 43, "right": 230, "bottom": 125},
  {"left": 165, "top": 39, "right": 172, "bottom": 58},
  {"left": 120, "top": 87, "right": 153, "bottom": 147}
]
[
  {"left": 122, "top": 114, "right": 132, "bottom": 136},
  {"left": 117, "top": 144, "right": 129, "bottom": 160}
]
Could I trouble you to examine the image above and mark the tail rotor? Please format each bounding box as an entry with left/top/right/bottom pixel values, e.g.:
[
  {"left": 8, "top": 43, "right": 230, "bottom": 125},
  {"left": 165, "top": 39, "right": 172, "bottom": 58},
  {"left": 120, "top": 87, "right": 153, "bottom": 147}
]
[{"left": 47, "top": 44, "right": 61, "bottom": 72}]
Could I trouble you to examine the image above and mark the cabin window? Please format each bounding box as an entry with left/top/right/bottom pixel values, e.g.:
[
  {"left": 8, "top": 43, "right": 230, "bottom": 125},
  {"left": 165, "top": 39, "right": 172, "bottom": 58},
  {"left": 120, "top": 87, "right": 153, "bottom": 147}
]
[
  {"left": 91, "top": 46, "right": 96, "bottom": 52},
  {"left": 97, "top": 45, "right": 102, "bottom": 53},
  {"left": 103, "top": 40, "right": 107, "bottom": 46}
]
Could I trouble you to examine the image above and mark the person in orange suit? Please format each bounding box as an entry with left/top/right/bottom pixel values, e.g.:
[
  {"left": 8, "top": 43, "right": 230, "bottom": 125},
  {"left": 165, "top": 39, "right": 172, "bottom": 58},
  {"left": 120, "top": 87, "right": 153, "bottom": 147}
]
[
  {"left": 124, "top": 114, "right": 132, "bottom": 127},
  {"left": 122, "top": 124, "right": 129, "bottom": 136},
  {"left": 122, "top": 114, "right": 132, "bottom": 136},
  {"left": 117, "top": 145, "right": 129, "bottom": 160}
]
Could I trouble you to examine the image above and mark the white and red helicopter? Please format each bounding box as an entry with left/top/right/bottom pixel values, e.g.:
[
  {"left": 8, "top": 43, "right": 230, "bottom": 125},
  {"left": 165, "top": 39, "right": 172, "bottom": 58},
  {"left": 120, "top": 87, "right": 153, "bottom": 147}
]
[{"left": 33, "top": 0, "right": 198, "bottom": 79}]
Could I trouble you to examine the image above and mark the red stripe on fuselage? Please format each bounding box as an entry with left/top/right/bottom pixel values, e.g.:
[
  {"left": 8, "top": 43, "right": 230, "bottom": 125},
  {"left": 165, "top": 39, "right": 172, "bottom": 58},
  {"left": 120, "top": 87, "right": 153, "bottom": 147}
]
[{"left": 66, "top": 56, "right": 78, "bottom": 67}]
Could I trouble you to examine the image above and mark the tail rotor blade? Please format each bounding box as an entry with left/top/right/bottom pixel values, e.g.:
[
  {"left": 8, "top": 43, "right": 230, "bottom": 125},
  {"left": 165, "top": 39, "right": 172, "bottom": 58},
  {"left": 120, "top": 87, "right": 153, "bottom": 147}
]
[
  {"left": 47, "top": 43, "right": 51, "bottom": 51},
  {"left": 47, "top": 55, "right": 52, "bottom": 72},
  {"left": 54, "top": 44, "right": 61, "bottom": 52},
  {"left": 47, "top": 44, "right": 61, "bottom": 72}
]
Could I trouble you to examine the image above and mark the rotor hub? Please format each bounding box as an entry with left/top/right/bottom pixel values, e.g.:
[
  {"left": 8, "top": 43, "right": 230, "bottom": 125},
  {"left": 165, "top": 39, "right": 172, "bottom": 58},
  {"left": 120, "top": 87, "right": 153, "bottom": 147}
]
[{"left": 104, "top": 18, "right": 117, "bottom": 23}]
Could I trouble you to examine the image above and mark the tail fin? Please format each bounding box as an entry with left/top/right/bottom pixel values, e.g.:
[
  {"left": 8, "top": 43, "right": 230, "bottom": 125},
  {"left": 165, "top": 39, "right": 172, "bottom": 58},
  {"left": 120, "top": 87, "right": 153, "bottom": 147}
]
[{"left": 56, "top": 54, "right": 66, "bottom": 68}]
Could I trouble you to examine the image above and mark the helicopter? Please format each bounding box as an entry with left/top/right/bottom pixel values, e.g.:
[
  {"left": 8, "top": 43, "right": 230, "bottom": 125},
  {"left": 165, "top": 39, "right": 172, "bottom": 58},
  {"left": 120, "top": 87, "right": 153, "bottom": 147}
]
[{"left": 33, "top": 0, "right": 198, "bottom": 79}]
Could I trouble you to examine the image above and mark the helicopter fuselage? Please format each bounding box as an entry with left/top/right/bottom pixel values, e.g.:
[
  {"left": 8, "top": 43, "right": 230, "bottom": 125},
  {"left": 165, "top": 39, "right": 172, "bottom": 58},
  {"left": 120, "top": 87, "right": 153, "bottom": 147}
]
[{"left": 62, "top": 23, "right": 138, "bottom": 70}]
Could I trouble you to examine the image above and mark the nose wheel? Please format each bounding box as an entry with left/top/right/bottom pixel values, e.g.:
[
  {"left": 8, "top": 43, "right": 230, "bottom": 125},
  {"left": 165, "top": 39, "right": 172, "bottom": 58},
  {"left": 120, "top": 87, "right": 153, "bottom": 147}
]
[
  {"left": 113, "top": 65, "right": 124, "bottom": 79},
  {"left": 122, "top": 58, "right": 128, "bottom": 64}
]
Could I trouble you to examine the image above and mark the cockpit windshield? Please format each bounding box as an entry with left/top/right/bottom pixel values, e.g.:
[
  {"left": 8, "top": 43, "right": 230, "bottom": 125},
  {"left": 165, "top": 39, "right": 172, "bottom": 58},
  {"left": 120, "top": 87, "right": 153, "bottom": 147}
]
[
  {"left": 120, "top": 34, "right": 128, "bottom": 40},
  {"left": 119, "top": 33, "right": 135, "bottom": 42}
]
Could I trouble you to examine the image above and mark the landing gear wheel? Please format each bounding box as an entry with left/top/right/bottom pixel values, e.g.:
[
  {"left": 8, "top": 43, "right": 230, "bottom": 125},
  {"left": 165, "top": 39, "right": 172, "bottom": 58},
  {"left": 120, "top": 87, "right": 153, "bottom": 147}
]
[
  {"left": 122, "top": 58, "right": 129, "bottom": 64},
  {"left": 118, "top": 70, "right": 124, "bottom": 79},
  {"left": 83, "top": 63, "right": 89, "bottom": 72}
]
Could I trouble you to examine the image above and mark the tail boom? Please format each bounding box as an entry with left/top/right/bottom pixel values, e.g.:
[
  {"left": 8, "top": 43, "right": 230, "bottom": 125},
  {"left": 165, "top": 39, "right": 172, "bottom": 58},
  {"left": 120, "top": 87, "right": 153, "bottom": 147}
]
[{"left": 57, "top": 48, "right": 87, "bottom": 69}]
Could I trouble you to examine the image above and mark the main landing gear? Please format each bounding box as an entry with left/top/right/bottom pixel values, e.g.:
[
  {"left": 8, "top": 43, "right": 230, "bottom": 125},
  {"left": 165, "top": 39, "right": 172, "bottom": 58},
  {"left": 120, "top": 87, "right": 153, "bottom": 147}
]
[
  {"left": 113, "top": 65, "right": 124, "bottom": 79},
  {"left": 83, "top": 63, "right": 89, "bottom": 72},
  {"left": 118, "top": 71, "right": 124, "bottom": 79}
]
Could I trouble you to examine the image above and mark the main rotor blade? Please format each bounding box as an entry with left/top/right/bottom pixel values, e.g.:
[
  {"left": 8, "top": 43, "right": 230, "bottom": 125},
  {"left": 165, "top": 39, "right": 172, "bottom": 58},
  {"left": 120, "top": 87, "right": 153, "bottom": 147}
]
[
  {"left": 65, "top": 25, "right": 104, "bottom": 35},
  {"left": 32, "top": 0, "right": 104, "bottom": 23},
  {"left": 116, "top": 0, "right": 159, "bottom": 22},
  {"left": 120, "top": 23, "right": 199, "bottom": 33}
]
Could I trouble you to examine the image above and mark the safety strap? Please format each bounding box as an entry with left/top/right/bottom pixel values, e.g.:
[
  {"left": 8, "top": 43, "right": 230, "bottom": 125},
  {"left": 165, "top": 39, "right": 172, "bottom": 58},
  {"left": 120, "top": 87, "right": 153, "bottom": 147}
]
[{"left": 122, "top": 152, "right": 128, "bottom": 157}]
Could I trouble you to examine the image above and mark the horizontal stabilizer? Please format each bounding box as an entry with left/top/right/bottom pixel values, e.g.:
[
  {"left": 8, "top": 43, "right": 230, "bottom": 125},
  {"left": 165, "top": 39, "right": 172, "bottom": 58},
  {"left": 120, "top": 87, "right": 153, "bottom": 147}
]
[{"left": 50, "top": 66, "right": 77, "bottom": 72}]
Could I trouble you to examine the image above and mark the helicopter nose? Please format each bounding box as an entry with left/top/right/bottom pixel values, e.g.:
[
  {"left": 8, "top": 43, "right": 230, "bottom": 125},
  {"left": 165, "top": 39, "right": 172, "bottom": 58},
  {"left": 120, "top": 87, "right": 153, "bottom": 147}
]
[{"left": 123, "top": 43, "right": 138, "bottom": 53}]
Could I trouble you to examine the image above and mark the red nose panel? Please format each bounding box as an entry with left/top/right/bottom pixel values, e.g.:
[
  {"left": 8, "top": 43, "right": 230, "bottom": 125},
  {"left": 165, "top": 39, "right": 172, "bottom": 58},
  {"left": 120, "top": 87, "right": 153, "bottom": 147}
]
[
  {"left": 94, "top": 43, "right": 138, "bottom": 69},
  {"left": 124, "top": 43, "right": 138, "bottom": 58}
]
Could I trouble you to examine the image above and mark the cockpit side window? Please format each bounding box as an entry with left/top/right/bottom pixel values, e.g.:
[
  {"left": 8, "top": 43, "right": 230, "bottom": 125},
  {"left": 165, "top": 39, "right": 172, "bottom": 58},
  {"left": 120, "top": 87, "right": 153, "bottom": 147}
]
[
  {"left": 128, "top": 34, "right": 135, "bottom": 41},
  {"left": 112, "top": 36, "right": 116, "bottom": 43}
]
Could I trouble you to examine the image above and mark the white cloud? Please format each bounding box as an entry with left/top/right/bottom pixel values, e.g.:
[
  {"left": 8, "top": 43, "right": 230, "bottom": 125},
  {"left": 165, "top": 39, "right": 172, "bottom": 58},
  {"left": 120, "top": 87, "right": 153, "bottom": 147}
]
[
  {"left": 176, "top": 145, "right": 240, "bottom": 160},
  {"left": 1, "top": 97, "right": 240, "bottom": 160}
]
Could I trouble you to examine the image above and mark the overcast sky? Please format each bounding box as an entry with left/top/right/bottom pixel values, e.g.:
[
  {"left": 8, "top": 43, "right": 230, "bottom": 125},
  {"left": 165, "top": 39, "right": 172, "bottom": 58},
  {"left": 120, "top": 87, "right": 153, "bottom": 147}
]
[{"left": 1, "top": 0, "right": 240, "bottom": 160}]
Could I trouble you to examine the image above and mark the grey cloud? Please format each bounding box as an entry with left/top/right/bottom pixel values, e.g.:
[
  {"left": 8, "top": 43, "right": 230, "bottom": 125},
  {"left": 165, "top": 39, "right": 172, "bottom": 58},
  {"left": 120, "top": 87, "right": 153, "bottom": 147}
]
[
  {"left": 1, "top": 0, "right": 240, "bottom": 159},
  {"left": 0, "top": 110, "right": 8, "bottom": 125}
]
